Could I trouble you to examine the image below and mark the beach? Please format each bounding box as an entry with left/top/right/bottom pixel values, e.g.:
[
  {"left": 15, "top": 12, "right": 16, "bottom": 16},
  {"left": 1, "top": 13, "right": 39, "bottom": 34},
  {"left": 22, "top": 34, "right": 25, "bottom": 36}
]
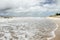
[
  {"left": 49, "top": 17, "right": 60, "bottom": 40},
  {"left": 0, "top": 17, "right": 59, "bottom": 40}
]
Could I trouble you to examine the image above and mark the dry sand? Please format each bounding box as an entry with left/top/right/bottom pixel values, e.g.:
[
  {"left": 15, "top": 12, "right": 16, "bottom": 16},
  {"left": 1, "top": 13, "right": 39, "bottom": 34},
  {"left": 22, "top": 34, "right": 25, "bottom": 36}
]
[{"left": 49, "top": 17, "right": 60, "bottom": 40}]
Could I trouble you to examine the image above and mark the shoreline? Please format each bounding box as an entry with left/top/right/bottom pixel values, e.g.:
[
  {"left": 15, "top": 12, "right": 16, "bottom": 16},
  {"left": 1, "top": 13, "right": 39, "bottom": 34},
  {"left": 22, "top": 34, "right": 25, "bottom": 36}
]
[
  {"left": 0, "top": 17, "right": 59, "bottom": 40},
  {"left": 48, "top": 17, "right": 60, "bottom": 40}
]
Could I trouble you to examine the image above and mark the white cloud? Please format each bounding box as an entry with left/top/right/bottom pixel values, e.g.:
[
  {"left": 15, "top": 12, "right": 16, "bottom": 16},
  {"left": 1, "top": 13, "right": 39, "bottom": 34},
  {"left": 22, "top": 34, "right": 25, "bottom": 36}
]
[{"left": 0, "top": 0, "right": 60, "bottom": 16}]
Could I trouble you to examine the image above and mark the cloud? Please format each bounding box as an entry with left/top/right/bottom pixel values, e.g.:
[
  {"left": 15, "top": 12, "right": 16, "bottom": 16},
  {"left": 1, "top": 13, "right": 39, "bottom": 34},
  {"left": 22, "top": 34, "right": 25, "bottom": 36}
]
[
  {"left": 0, "top": 0, "right": 39, "bottom": 10},
  {"left": 0, "top": 0, "right": 59, "bottom": 16}
]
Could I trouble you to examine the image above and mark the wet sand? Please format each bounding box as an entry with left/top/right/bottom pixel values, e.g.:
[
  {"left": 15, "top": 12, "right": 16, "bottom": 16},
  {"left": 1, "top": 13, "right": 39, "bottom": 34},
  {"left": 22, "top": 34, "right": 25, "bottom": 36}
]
[{"left": 49, "top": 17, "right": 60, "bottom": 40}]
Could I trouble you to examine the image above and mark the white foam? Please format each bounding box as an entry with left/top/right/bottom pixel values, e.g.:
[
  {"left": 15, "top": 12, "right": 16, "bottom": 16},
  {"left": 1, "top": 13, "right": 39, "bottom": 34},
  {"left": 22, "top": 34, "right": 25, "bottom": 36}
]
[{"left": 0, "top": 17, "right": 58, "bottom": 40}]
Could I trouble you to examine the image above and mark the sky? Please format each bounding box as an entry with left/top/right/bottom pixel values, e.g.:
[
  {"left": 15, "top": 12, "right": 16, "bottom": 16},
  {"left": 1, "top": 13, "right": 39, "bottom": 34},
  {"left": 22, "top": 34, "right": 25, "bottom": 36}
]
[{"left": 0, "top": 0, "right": 60, "bottom": 17}]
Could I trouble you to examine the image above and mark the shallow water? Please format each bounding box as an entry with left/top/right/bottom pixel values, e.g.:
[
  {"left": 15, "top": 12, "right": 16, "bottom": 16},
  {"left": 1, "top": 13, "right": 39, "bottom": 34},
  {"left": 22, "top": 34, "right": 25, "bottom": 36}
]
[{"left": 0, "top": 17, "right": 58, "bottom": 40}]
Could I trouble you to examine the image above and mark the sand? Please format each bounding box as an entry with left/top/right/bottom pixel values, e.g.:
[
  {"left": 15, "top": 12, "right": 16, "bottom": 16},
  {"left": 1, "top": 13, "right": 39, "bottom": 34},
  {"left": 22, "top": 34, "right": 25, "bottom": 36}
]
[{"left": 49, "top": 17, "right": 60, "bottom": 40}]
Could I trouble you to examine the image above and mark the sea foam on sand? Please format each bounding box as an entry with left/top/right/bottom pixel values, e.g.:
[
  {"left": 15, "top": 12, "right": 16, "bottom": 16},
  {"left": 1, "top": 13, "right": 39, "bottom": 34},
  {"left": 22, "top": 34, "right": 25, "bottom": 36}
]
[{"left": 0, "top": 17, "right": 58, "bottom": 40}]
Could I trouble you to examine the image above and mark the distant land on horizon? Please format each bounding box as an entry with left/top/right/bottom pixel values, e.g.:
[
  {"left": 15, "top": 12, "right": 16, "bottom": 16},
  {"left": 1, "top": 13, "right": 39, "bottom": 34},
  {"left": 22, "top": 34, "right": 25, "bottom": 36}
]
[{"left": 50, "top": 13, "right": 60, "bottom": 18}]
